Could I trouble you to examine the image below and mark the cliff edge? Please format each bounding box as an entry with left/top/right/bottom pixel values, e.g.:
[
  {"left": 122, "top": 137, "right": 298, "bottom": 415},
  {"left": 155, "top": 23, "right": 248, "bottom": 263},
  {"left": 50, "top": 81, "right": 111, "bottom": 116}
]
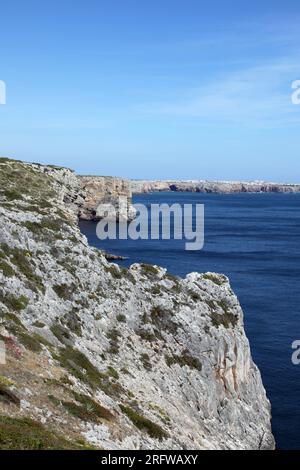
[{"left": 0, "top": 157, "right": 274, "bottom": 450}]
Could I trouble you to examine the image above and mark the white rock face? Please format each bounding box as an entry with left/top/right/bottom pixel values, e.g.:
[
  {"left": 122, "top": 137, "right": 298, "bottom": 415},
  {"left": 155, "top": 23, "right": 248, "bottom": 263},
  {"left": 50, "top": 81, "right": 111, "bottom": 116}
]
[
  {"left": 131, "top": 179, "right": 300, "bottom": 194},
  {"left": 0, "top": 158, "right": 274, "bottom": 450}
]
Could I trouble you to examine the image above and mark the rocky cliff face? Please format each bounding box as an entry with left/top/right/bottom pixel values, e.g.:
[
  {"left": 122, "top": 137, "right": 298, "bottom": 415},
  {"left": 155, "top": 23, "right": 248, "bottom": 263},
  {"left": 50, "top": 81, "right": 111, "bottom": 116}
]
[
  {"left": 131, "top": 179, "right": 300, "bottom": 194},
  {"left": 0, "top": 157, "right": 274, "bottom": 450},
  {"left": 78, "top": 176, "right": 136, "bottom": 221}
]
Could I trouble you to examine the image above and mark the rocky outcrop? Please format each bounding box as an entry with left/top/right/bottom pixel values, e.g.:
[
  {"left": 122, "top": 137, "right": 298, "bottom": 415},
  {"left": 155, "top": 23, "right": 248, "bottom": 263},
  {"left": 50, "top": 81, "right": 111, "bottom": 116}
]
[
  {"left": 78, "top": 176, "right": 136, "bottom": 221},
  {"left": 23, "top": 165, "right": 136, "bottom": 222},
  {"left": 131, "top": 179, "right": 300, "bottom": 194},
  {"left": 0, "top": 157, "right": 274, "bottom": 450}
]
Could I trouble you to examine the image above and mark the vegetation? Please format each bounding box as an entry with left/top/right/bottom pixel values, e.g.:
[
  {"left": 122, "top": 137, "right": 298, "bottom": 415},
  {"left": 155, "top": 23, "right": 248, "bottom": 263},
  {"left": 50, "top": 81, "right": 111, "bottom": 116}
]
[
  {"left": 140, "top": 353, "right": 152, "bottom": 371},
  {"left": 0, "top": 259, "right": 15, "bottom": 277},
  {"left": 119, "top": 405, "right": 168, "bottom": 440},
  {"left": 140, "top": 264, "right": 159, "bottom": 279},
  {"left": 63, "top": 392, "right": 114, "bottom": 423},
  {"left": 50, "top": 324, "right": 72, "bottom": 344},
  {"left": 203, "top": 273, "right": 227, "bottom": 286},
  {"left": 165, "top": 351, "right": 202, "bottom": 371},
  {"left": 210, "top": 309, "right": 238, "bottom": 328},
  {"left": 2, "top": 293, "right": 29, "bottom": 312},
  {"left": 116, "top": 314, "right": 126, "bottom": 323},
  {"left": 0, "top": 415, "right": 91, "bottom": 450},
  {"left": 106, "top": 328, "right": 121, "bottom": 354},
  {"left": 1, "top": 244, "right": 45, "bottom": 293},
  {"left": 53, "top": 283, "right": 75, "bottom": 301},
  {"left": 107, "top": 366, "right": 119, "bottom": 380}
]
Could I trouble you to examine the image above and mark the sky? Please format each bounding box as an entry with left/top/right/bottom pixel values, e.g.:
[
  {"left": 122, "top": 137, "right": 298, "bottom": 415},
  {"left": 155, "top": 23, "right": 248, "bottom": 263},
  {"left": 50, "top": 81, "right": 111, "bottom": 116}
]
[{"left": 0, "top": 0, "right": 300, "bottom": 181}]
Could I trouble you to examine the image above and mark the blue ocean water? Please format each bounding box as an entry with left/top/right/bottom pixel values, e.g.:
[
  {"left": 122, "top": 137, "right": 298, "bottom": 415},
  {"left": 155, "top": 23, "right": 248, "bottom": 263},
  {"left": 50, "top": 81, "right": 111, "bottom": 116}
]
[{"left": 79, "top": 192, "right": 300, "bottom": 450}]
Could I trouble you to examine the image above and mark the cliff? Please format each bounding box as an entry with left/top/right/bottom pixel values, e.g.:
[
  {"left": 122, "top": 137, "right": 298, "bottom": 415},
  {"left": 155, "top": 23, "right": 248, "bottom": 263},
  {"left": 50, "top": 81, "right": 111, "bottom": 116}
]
[
  {"left": 0, "top": 157, "right": 274, "bottom": 450},
  {"left": 78, "top": 176, "right": 136, "bottom": 221},
  {"left": 131, "top": 179, "right": 300, "bottom": 194}
]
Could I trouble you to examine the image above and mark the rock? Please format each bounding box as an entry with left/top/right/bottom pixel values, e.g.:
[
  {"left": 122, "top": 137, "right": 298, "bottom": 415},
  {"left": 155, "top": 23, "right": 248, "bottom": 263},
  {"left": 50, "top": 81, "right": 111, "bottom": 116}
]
[
  {"left": 0, "top": 157, "right": 275, "bottom": 450},
  {"left": 78, "top": 176, "right": 136, "bottom": 221},
  {"left": 131, "top": 179, "right": 300, "bottom": 194}
]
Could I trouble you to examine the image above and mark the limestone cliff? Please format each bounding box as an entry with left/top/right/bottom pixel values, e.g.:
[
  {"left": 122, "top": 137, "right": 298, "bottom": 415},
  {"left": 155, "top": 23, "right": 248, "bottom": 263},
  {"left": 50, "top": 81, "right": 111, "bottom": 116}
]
[
  {"left": 131, "top": 179, "right": 300, "bottom": 194},
  {"left": 0, "top": 157, "right": 274, "bottom": 450},
  {"left": 78, "top": 175, "right": 136, "bottom": 221}
]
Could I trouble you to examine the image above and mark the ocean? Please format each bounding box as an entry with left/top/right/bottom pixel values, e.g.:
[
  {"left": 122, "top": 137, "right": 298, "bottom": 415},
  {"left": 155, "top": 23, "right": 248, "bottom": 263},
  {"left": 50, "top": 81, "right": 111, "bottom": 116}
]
[{"left": 79, "top": 191, "right": 300, "bottom": 450}]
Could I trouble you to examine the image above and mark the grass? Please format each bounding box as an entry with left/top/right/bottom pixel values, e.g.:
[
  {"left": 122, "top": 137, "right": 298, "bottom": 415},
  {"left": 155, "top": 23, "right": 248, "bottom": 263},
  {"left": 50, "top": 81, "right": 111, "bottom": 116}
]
[
  {"left": 119, "top": 405, "right": 168, "bottom": 440},
  {"left": 106, "top": 265, "right": 122, "bottom": 279},
  {"left": 33, "top": 321, "right": 46, "bottom": 328},
  {"left": 2, "top": 244, "right": 45, "bottom": 293},
  {"left": 0, "top": 259, "right": 15, "bottom": 277},
  {"left": 0, "top": 383, "right": 20, "bottom": 406},
  {"left": 58, "top": 346, "right": 104, "bottom": 390},
  {"left": 2, "top": 294, "right": 29, "bottom": 312},
  {"left": 140, "top": 264, "right": 159, "bottom": 279},
  {"left": 165, "top": 351, "right": 202, "bottom": 371},
  {"left": 116, "top": 314, "right": 126, "bottom": 323},
  {"left": 106, "top": 328, "right": 121, "bottom": 354},
  {"left": 63, "top": 392, "right": 114, "bottom": 423},
  {"left": 107, "top": 366, "right": 119, "bottom": 380},
  {"left": 210, "top": 309, "right": 238, "bottom": 328},
  {"left": 203, "top": 273, "right": 227, "bottom": 286},
  {"left": 53, "top": 283, "right": 75, "bottom": 300},
  {"left": 0, "top": 415, "right": 91, "bottom": 450},
  {"left": 150, "top": 306, "right": 177, "bottom": 334},
  {"left": 50, "top": 324, "right": 72, "bottom": 344},
  {"left": 140, "top": 353, "right": 152, "bottom": 371}
]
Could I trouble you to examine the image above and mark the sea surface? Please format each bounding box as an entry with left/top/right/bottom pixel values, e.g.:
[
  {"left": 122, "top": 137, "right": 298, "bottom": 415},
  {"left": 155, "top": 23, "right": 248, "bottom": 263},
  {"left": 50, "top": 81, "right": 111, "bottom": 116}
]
[{"left": 79, "top": 192, "right": 300, "bottom": 450}]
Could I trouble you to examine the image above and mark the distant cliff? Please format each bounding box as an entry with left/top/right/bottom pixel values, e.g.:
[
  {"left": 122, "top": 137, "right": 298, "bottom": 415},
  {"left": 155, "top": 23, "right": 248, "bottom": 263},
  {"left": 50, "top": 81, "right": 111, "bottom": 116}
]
[
  {"left": 131, "top": 179, "right": 300, "bottom": 194},
  {"left": 78, "top": 176, "right": 136, "bottom": 221},
  {"left": 0, "top": 157, "right": 274, "bottom": 450}
]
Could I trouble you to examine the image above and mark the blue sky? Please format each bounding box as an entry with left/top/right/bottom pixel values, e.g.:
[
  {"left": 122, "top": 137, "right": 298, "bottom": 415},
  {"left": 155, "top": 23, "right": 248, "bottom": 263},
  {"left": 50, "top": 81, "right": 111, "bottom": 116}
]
[{"left": 0, "top": 0, "right": 300, "bottom": 181}]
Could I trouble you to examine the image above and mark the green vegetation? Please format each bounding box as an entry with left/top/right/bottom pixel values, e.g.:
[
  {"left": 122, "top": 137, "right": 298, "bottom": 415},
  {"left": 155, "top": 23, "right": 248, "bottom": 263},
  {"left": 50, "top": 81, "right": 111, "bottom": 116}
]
[
  {"left": 188, "top": 290, "right": 202, "bottom": 302},
  {"left": 50, "top": 324, "right": 72, "bottom": 344},
  {"left": 140, "top": 264, "right": 159, "bottom": 279},
  {"left": 165, "top": 351, "right": 202, "bottom": 371},
  {"left": 106, "top": 328, "right": 121, "bottom": 354},
  {"left": 0, "top": 375, "right": 14, "bottom": 387},
  {"left": 57, "top": 346, "right": 104, "bottom": 390},
  {"left": 106, "top": 265, "right": 122, "bottom": 279},
  {"left": 116, "top": 313, "right": 126, "bottom": 323},
  {"left": 140, "top": 353, "right": 152, "bottom": 371},
  {"left": 0, "top": 415, "right": 91, "bottom": 450},
  {"left": 210, "top": 309, "right": 238, "bottom": 328},
  {"left": 119, "top": 405, "right": 168, "bottom": 440},
  {"left": 1, "top": 244, "right": 45, "bottom": 293},
  {"left": 137, "top": 329, "right": 156, "bottom": 342},
  {"left": 63, "top": 392, "right": 114, "bottom": 423},
  {"left": 33, "top": 321, "right": 46, "bottom": 328},
  {"left": 0, "top": 259, "right": 14, "bottom": 277},
  {"left": 2, "top": 293, "right": 29, "bottom": 312},
  {"left": 63, "top": 309, "right": 82, "bottom": 337},
  {"left": 4, "top": 189, "right": 23, "bottom": 201},
  {"left": 150, "top": 306, "right": 177, "bottom": 334},
  {"left": 0, "top": 382, "right": 20, "bottom": 406},
  {"left": 53, "top": 283, "right": 75, "bottom": 301},
  {"left": 0, "top": 159, "right": 56, "bottom": 206},
  {"left": 16, "top": 330, "right": 43, "bottom": 352},
  {"left": 203, "top": 273, "right": 227, "bottom": 286},
  {"left": 107, "top": 366, "right": 119, "bottom": 380}
]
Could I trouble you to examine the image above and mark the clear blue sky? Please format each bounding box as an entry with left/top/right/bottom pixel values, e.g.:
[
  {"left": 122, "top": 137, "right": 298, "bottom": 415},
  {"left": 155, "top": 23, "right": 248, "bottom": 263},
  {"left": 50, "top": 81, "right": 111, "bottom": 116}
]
[{"left": 0, "top": 0, "right": 300, "bottom": 181}]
